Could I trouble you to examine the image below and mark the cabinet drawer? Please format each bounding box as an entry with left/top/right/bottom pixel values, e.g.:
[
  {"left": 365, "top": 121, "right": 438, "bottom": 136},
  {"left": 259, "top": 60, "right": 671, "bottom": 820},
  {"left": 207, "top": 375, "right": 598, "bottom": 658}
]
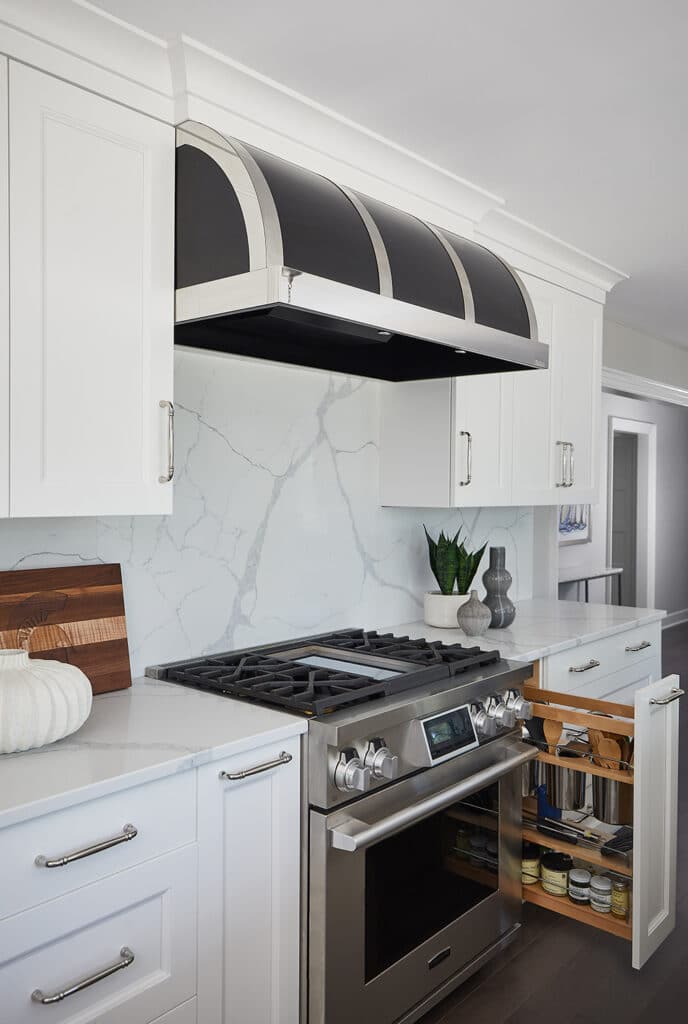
[
  {"left": 0, "top": 845, "right": 196, "bottom": 1024},
  {"left": 0, "top": 771, "right": 196, "bottom": 920},
  {"left": 543, "top": 623, "right": 661, "bottom": 693},
  {"left": 149, "top": 997, "right": 197, "bottom": 1024},
  {"left": 558, "top": 661, "right": 658, "bottom": 708}
]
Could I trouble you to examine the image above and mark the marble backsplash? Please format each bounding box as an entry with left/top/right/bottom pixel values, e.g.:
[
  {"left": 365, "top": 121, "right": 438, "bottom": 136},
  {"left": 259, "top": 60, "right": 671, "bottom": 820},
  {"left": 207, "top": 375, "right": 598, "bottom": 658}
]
[{"left": 0, "top": 351, "right": 533, "bottom": 676}]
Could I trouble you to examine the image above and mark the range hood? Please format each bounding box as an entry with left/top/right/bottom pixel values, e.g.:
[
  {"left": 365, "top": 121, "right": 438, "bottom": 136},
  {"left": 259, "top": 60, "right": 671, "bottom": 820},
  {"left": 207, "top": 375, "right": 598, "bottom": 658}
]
[{"left": 175, "top": 122, "right": 548, "bottom": 382}]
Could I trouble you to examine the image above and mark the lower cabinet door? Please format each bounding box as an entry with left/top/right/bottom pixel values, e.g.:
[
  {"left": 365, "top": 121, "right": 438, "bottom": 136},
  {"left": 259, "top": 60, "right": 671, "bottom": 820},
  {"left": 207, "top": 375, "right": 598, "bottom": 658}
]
[
  {"left": 0, "top": 845, "right": 197, "bottom": 1023},
  {"left": 197, "top": 737, "right": 301, "bottom": 1024},
  {"left": 149, "top": 997, "right": 197, "bottom": 1024}
]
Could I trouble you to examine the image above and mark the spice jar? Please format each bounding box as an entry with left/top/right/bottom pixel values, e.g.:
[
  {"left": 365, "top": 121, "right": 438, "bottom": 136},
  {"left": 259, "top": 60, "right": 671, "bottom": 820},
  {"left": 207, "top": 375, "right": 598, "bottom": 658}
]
[
  {"left": 540, "top": 851, "right": 572, "bottom": 896},
  {"left": 522, "top": 842, "right": 540, "bottom": 885},
  {"left": 611, "top": 878, "right": 630, "bottom": 919},
  {"left": 568, "top": 868, "right": 592, "bottom": 905},
  {"left": 590, "top": 874, "right": 613, "bottom": 913}
]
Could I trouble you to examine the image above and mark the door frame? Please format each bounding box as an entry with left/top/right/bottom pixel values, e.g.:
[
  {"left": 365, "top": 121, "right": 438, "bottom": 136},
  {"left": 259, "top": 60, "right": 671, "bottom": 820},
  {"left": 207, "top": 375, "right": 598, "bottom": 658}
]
[{"left": 606, "top": 416, "right": 656, "bottom": 608}]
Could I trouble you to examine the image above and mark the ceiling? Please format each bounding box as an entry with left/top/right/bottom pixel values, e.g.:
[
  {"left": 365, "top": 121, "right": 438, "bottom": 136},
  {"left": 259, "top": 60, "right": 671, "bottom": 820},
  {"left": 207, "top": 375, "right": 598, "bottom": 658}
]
[{"left": 92, "top": 0, "right": 688, "bottom": 347}]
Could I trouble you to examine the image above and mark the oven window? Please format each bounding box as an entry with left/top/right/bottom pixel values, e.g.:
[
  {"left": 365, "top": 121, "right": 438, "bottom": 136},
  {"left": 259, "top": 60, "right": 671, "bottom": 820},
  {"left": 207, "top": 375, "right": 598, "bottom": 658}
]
[{"left": 365, "top": 783, "right": 499, "bottom": 980}]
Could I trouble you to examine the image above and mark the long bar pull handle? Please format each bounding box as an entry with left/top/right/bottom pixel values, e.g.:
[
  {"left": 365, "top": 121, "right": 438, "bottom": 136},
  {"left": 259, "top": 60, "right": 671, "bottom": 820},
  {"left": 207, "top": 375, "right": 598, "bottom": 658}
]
[
  {"left": 159, "top": 400, "right": 175, "bottom": 483},
  {"left": 32, "top": 947, "right": 135, "bottom": 1004},
  {"left": 556, "top": 441, "right": 567, "bottom": 487},
  {"left": 219, "top": 751, "right": 292, "bottom": 781},
  {"left": 568, "top": 659, "right": 601, "bottom": 674},
  {"left": 35, "top": 824, "right": 137, "bottom": 868},
  {"left": 649, "top": 688, "right": 685, "bottom": 706},
  {"left": 458, "top": 430, "right": 472, "bottom": 486},
  {"left": 566, "top": 442, "right": 575, "bottom": 487},
  {"left": 625, "top": 640, "right": 652, "bottom": 653}
]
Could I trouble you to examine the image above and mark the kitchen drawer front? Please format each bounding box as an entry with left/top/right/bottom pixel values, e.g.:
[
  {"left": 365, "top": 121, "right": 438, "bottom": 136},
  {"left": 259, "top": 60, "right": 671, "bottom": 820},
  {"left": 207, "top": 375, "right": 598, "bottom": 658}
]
[
  {"left": 556, "top": 660, "right": 658, "bottom": 708},
  {"left": 149, "top": 997, "right": 197, "bottom": 1024},
  {"left": 0, "top": 770, "right": 196, "bottom": 920},
  {"left": 0, "top": 844, "right": 197, "bottom": 1024},
  {"left": 542, "top": 622, "right": 661, "bottom": 693}
]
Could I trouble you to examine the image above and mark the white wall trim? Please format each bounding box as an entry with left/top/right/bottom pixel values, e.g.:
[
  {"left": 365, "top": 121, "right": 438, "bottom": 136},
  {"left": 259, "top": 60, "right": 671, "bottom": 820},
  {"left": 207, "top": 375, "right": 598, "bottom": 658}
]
[
  {"left": 602, "top": 367, "right": 688, "bottom": 407},
  {"left": 662, "top": 609, "right": 688, "bottom": 630}
]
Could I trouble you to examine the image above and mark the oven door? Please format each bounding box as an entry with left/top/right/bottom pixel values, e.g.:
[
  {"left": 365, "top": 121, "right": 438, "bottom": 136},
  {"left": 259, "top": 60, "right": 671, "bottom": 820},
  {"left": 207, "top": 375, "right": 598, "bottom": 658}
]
[{"left": 309, "top": 737, "right": 536, "bottom": 1024}]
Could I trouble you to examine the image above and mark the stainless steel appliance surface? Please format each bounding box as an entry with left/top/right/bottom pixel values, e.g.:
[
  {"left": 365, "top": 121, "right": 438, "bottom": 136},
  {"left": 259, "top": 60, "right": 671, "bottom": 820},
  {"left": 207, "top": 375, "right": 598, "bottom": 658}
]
[{"left": 147, "top": 628, "right": 537, "bottom": 1024}]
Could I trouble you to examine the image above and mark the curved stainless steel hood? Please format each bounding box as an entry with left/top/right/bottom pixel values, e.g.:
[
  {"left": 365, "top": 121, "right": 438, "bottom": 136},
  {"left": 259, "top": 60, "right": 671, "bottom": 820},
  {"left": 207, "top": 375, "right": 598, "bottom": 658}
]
[{"left": 175, "top": 122, "right": 548, "bottom": 382}]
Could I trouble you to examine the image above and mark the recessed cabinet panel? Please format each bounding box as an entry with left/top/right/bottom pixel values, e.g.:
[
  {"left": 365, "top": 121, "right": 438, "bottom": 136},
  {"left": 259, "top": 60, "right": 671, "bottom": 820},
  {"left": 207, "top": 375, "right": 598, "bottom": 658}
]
[
  {"left": 0, "top": 57, "right": 8, "bottom": 518},
  {"left": 8, "top": 63, "right": 174, "bottom": 517},
  {"left": 453, "top": 376, "right": 514, "bottom": 506}
]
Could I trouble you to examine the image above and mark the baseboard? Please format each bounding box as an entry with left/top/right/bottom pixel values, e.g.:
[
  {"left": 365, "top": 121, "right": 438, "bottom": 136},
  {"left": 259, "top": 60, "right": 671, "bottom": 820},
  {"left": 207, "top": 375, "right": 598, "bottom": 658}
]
[{"left": 662, "top": 609, "right": 688, "bottom": 630}]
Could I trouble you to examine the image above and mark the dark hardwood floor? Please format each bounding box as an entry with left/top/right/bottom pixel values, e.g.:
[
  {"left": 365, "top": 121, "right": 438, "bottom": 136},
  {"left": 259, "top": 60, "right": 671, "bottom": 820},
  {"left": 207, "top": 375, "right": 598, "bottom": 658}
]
[{"left": 420, "top": 624, "right": 688, "bottom": 1023}]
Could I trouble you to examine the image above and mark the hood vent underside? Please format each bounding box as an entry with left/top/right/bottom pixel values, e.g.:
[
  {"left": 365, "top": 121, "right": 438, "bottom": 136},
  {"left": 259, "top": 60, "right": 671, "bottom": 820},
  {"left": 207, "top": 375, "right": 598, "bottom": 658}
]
[{"left": 174, "top": 122, "right": 548, "bottom": 382}]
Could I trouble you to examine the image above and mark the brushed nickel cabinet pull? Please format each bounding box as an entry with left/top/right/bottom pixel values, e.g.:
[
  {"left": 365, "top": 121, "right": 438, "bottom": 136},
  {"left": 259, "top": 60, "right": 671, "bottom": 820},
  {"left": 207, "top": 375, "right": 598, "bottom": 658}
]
[
  {"left": 219, "top": 751, "right": 292, "bottom": 781},
  {"left": 34, "top": 824, "right": 137, "bottom": 868},
  {"left": 159, "top": 399, "right": 175, "bottom": 483},
  {"left": 555, "top": 441, "right": 567, "bottom": 487},
  {"left": 32, "top": 947, "right": 135, "bottom": 1004},
  {"left": 458, "top": 430, "right": 472, "bottom": 486},
  {"left": 625, "top": 640, "right": 652, "bottom": 653},
  {"left": 566, "top": 442, "right": 575, "bottom": 487},
  {"left": 650, "top": 688, "right": 684, "bottom": 706},
  {"left": 568, "top": 659, "right": 600, "bottom": 673}
]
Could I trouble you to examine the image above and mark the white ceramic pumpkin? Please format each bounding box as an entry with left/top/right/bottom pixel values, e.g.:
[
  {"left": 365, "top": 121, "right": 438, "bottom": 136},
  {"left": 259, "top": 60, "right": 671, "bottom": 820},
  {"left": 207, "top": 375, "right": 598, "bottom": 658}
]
[{"left": 0, "top": 649, "right": 92, "bottom": 754}]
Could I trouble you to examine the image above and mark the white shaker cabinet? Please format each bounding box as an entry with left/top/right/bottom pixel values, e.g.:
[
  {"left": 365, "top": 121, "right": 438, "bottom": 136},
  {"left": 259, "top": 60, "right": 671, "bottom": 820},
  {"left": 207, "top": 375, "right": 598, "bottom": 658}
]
[
  {"left": 197, "top": 736, "right": 302, "bottom": 1024},
  {"left": 0, "top": 57, "right": 8, "bottom": 518},
  {"left": 5, "top": 61, "right": 174, "bottom": 517}
]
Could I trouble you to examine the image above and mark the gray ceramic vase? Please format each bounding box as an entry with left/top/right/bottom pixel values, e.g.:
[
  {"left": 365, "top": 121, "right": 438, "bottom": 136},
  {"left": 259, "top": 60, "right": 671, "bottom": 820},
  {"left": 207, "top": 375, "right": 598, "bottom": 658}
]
[
  {"left": 456, "top": 590, "right": 492, "bottom": 637},
  {"left": 482, "top": 546, "right": 516, "bottom": 629}
]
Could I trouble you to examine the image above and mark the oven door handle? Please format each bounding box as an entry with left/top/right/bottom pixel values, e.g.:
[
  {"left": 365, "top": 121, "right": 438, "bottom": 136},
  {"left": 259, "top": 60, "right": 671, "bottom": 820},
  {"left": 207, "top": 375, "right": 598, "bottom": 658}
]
[{"left": 329, "top": 742, "right": 537, "bottom": 853}]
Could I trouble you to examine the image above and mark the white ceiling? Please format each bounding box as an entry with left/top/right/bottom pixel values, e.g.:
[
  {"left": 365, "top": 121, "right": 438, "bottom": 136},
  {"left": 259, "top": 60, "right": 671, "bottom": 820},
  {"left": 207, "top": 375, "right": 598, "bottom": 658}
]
[{"left": 93, "top": 0, "right": 688, "bottom": 346}]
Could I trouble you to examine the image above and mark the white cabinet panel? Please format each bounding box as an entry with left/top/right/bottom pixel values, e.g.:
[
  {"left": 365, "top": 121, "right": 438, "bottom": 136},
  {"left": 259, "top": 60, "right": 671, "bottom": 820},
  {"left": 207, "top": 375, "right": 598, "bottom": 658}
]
[
  {"left": 632, "top": 675, "right": 681, "bottom": 969},
  {"left": 8, "top": 62, "right": 174, "bottom": 517},
  {"left": 0, "top": 57, "right": 8, "bottom": 517},
  {"left": 197, "top": 736, "right": 301, "bottom": 1024},
  {"left": 453, "top": 375, "right": 513, "bottom": 506},
  {"left": 149, "top": 998, "right": 197, "bottom": 1024},
  {"left": 380, "top": 379, "right": 453, "bottom": 507}
]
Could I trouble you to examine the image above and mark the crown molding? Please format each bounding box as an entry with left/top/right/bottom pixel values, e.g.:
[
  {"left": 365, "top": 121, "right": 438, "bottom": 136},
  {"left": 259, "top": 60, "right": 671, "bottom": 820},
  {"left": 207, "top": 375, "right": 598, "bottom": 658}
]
[{"left": 602, "top": 366, "right": 688, "bottom": 407}]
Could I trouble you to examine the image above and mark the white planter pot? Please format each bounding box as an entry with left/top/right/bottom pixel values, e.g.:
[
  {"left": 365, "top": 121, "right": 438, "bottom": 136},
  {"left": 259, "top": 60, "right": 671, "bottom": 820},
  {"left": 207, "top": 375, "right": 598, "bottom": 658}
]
[
  {"left": 0, "top": 649, "right": 92, "bottom": 754},
  {"left": 423, "top": 592, "right": 470, "bottom": 629}
]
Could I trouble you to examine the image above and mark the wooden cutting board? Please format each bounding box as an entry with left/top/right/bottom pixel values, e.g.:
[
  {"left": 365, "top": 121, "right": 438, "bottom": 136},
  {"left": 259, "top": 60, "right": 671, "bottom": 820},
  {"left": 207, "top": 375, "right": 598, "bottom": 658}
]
[{"left": 0, "top": 564, "right": 132, "bottom": 693}]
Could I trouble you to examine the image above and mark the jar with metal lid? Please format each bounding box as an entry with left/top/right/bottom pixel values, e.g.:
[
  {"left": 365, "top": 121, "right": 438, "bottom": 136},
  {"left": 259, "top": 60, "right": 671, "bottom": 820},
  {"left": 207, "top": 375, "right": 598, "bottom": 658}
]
[
  {"left": 522, "top": 841, "right": 540, "bottom": 885},
  {"left": 611, "top": 878, "right": 630, "bottom": 919},
  {"left": 568, "top": 867, "right": 592, "bottom": 905},
  {"left": 590, "top": 874, "right": 613, "bottom": 913},
  {"left": 540, "top": 851, "right": 572, "bottom": 897}
]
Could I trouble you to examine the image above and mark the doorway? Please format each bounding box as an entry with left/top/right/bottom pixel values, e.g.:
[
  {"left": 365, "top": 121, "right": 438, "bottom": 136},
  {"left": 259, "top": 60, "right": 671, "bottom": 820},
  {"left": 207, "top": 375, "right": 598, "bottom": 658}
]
[{"left": 607, "top": 417, "right": 656, "bottom": 608}]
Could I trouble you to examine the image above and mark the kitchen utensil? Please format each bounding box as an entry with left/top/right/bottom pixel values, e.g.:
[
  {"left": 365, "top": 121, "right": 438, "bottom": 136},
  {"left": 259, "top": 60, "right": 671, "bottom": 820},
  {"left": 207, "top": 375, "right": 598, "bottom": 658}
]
[
  {"left": 588, "top": 727, "right": 605, "bottom": 765},
  {"left": 544, "top": 719, "right": 563, "bottom": 756},
  {"left": 593, "top": 776, "right": 634, "bottom": 825},
  {"left": 545, "top": 748, "right": 586, "bottom": 810},
  {"left": 0, "top": 564, "right": 132, "bottom": 693},
  {"left": 597, "top": 737, "right": 621, "bottom": 770}
]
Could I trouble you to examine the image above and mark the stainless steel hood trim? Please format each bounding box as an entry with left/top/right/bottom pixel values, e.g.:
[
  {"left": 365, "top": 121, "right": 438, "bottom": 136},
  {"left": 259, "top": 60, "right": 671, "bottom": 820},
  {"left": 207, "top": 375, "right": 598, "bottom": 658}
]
[
  {"left": 338, "top": 184, "right": 393, "bottom": 297},
  {"left": 425, "top": 223, "right": 476, "bottom": 325},
  {"left": 176, "top": 267, "right": 550, "bottom": 370},
  {"left": 228, "top": 137, "right": 284, "bottom": 267}
]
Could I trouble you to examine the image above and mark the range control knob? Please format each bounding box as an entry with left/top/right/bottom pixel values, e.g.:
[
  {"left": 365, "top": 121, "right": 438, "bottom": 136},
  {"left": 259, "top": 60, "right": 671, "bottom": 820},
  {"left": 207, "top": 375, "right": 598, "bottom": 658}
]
[
  {"left": 365, "top": 738, "right": 400, "bottom": 781},
  {"left": 470, "top": 702, "right": 498, "bottom": 739},
  {"left": 484, "top": 695, "right": 517, "bottom": 730},
  {"left": 334, "top": 747, "right": 372, "bottom": 793},
  {"left": 504, "top": 688, "right": 533, "bottom": 721}
]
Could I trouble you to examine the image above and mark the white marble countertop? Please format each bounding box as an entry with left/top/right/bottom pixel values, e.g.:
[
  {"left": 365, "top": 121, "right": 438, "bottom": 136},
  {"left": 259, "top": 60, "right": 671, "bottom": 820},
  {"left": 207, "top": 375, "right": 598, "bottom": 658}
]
[
  {"left": 381, "top": 598, "right": 666, "bottom": 664},
  {"left": 0, "top": 678, "right": 305, "bottom": 829}
]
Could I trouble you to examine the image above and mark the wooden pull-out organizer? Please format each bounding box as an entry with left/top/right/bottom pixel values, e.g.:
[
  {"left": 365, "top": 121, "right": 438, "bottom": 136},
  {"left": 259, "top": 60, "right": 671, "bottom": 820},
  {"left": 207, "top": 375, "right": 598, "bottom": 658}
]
[{"left": 520, "top": 671, "right": 680, "bottom": 968}]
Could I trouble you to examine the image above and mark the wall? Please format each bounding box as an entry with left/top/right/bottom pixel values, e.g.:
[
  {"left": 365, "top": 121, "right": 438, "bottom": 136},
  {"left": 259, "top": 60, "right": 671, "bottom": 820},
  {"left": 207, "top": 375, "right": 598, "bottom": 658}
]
[
  {"left": 559, "top": 388, "right": 688, "bottom": 616},
  {"left": 0, "top": 351, "right": 533, "bottom": 675},
  {"left": 603, "top": 319, "right": 688, "bottom": 389}
]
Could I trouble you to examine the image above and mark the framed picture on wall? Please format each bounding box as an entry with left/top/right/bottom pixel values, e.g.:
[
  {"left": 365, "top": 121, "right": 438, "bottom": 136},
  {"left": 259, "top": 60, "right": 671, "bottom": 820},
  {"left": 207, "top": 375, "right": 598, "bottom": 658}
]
[{"left": 559, "top": 504, "right": 592, "bottom": 545}]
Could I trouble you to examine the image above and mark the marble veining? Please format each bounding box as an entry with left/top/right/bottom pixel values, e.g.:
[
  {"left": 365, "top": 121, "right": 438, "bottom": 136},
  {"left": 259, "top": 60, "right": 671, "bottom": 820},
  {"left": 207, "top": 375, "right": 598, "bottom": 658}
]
[
  {"left": 385, "top": 598, "right": 666, "bottom": 663},
  {"left": 0, "top": 351, "right": 533, "bottom": 675}
]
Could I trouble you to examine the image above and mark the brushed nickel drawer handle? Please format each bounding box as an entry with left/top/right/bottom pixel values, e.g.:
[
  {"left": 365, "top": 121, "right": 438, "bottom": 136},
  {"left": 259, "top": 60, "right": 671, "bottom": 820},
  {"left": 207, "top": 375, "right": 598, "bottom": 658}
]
[
  {"left": 650, "top": 688, "right": 684, "bottom": 706},
  {"left": 32, "top": 946, "right": 135, "bottom": 1004},
  {"left": 555, "top": 441, "right": 567, "bottom": 487},
  {"left": 625, "top": 640, "right": 652, "bottom": 653},
  {"left": 35, "top": 824, "right": 137, "bottom": 868},
  {"left": 566, "top": 442, "right": 575, "bottom": 487},
  {"left": 219, "top": 751, "right": 292, "bottom": 781},
  {"left": 159, "top": 399, "right": 175, "bottom": 483},
  {"left": 458, "top": 430, "right": 472, "bottom": 486},
  {"left": 568, "top": 659, "right": 600, "bottom": 673}
]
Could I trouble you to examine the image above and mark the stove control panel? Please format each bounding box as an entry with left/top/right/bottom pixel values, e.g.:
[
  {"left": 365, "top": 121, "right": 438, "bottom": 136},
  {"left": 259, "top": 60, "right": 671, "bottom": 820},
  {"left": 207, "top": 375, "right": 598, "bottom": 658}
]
[
  {"left": 504, "top": 688, "right": 533, "bottom": 721},
  {"left": 470, "top": 701, "right": 498, "bottom": 739},
  {"left": 333, "top": 747, "right": 372, "bottom": 793},
  {"left": 483, "top": 694, "right": 517, "bottom": 730},
  {"left": 364, "top": 738, "right": 400, "bottom": 781}
]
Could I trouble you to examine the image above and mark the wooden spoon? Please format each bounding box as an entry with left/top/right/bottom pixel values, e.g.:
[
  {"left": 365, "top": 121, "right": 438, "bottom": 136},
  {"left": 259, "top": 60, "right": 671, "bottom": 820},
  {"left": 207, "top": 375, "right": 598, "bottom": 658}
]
[
  {"left": 588, "top": 728, "right": 605, "bottom": 766},
  {"left": 597, "top": 737, "right": 621, "bottom": 771},
  {"left": 543, "top": 719, "right": 563, "bottom": 756}
]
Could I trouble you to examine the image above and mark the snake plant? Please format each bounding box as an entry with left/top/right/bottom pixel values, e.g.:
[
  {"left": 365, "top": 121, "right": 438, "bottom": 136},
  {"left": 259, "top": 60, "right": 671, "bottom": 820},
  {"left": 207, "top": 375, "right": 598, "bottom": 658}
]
[{"left": 423, "top": 526, "right": 487, "bottom": 595}]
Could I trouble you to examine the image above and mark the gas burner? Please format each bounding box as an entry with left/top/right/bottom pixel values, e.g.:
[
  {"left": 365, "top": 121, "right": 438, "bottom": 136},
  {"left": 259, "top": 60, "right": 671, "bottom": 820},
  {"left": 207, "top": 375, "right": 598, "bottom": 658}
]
[{"left": 161, "top": 629, "right": 501, "bottom": 717}]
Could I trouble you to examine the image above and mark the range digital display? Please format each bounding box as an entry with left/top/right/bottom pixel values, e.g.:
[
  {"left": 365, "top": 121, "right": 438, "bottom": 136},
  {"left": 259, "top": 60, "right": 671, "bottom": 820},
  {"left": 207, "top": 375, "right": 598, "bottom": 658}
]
[{"left": 423, "top": 705, "right": 477, "bottom": 760}]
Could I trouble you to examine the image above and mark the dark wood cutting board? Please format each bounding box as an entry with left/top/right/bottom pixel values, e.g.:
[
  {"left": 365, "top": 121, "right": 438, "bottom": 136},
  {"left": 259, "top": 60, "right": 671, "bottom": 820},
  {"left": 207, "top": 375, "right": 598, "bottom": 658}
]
[{"left": 0, "top": 564, "right": 132, "bottom": 693}]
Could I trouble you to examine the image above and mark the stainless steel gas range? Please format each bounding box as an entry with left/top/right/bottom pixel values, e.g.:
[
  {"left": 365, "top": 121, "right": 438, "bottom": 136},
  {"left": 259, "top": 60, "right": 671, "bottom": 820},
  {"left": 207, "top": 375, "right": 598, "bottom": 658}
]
[{"left": 147, "top": 628, "right": 537, "bottom": 1024}]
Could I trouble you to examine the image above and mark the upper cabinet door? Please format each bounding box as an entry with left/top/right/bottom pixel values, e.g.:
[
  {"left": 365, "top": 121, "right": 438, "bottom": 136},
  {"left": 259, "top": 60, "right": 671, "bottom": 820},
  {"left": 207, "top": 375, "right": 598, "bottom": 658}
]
[
  {"left": 0, "top": 57, "right": 8, "bottom": 518},
  {"left": 632, "top": 675, "right": 681, "bottom": 969},
  {"left": 8, "top": 63, "right": 174, "bottom": 517},
  {"left": 453, "top": 375, "right": 513, "bottom": 506}
]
